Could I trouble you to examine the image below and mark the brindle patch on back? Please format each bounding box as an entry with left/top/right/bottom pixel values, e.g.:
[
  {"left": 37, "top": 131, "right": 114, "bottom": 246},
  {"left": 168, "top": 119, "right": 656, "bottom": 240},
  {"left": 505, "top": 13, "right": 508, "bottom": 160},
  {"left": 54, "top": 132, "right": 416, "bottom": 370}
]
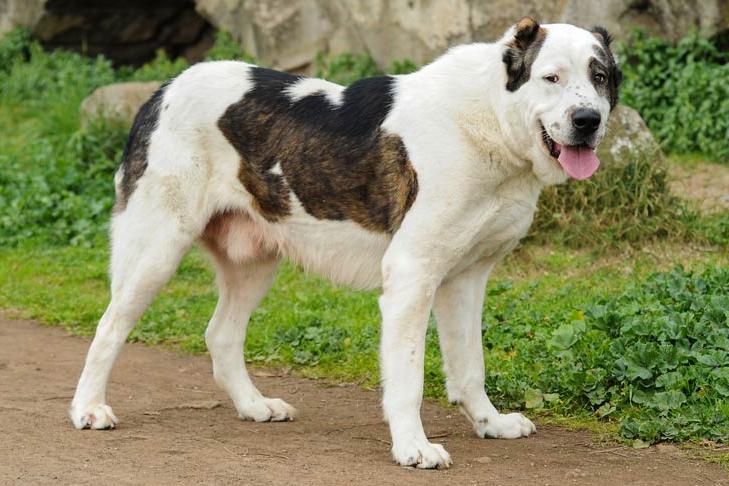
[
  {"left": 503, "top": 17, "right": 547, "bottom": 92},
  {"left": 217, "top": 67, "right": 418, "bottom": 233}
]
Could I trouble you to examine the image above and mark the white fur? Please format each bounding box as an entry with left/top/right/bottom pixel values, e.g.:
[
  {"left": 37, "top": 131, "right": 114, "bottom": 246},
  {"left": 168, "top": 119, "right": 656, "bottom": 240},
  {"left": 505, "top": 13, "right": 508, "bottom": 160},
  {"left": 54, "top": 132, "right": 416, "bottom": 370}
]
[
  {"left": 284, "top": 77, "right": 344, "bottom": 106},
  {"left": 70, "top": 23, "right": 615, "bottom": 468}
]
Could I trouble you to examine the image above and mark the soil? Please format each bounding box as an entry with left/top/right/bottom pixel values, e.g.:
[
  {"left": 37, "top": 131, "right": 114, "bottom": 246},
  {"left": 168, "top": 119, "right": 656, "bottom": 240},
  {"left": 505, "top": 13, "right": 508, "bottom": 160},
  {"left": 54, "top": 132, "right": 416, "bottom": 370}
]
[
  {"left": 1, "top": 318, "right": 726, "bottom": 485},
  {"left": 670, "top": 162, "right": 729, "bottom": 213}
]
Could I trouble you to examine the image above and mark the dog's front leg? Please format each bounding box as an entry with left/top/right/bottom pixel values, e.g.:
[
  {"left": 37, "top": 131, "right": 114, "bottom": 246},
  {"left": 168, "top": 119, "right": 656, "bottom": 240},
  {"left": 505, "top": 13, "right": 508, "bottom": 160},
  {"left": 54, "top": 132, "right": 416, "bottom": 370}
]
[
  {"left": 379, "top": 250, "right": 452, "bottom": 469},
  {"left": 433, "top": 259, "right": 536, "bottom": 439}
]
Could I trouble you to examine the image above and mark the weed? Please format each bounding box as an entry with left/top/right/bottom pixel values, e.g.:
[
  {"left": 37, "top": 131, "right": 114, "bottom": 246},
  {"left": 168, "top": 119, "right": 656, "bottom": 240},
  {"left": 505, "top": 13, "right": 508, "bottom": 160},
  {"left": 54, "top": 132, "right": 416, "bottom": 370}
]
[
  {"left": 315, "top": 52, "right": 418, "bottom": 85},
  {"left": 696, "top": 212, "right": 729, "bottom": 247},
  {"left": 203, "top": 31, "right": 256, "bottom": 63},
  {"left": 532, "top": 151, "right": 700, "bottom": 248}
]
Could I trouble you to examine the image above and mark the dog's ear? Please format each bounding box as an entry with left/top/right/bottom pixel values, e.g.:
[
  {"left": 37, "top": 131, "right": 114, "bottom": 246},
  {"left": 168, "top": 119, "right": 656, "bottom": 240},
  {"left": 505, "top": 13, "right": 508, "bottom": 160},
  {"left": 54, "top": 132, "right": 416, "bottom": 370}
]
[
  {"left": 514, "top": 17, "right": 541, "bottom": 50},
  {"left": 591, "top": 26, "right": 622, "bottom": 107},
  {"left": 503, "top": 17, "right": 546, "bottom": 92},
  {"left": 591, "top": 26, "right": 614, "bottom": 48}
]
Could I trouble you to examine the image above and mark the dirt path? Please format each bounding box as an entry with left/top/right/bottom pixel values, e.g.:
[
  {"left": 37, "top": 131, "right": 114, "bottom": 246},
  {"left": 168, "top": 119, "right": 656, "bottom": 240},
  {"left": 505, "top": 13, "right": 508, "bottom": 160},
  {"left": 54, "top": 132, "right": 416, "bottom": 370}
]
[{"left": 0, "top": 319, "right": 726, "bottom": 485}]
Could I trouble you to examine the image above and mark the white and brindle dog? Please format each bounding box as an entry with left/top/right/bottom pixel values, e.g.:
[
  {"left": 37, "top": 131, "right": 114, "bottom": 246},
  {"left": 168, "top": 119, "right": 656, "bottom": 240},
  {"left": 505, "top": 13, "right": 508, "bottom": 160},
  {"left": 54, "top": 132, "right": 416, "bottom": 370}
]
[{"left": 70, "top": 18, "right": 621, "bottom": 468}]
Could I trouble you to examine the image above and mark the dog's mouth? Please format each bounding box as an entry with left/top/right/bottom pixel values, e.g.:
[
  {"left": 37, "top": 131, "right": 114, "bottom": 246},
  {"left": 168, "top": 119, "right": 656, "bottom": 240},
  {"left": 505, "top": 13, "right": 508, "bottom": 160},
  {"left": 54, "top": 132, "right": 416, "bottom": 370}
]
[
  {"left": 541, "top": 125, "right": 562, "bottom": 159},
  {"left": 539, "top": 123, "right": 601, "bottom": 180}
]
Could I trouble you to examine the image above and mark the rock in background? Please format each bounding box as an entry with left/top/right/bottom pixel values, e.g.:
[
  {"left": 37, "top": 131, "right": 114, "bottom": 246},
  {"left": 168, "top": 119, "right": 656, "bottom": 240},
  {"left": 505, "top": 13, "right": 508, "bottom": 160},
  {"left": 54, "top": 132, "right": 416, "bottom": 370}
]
[
  {"left": 597, "top": 105, "right": 664, "bottom": 167},
  {"left": 79, "top": 81, "right": 162, "bottom": 128}
]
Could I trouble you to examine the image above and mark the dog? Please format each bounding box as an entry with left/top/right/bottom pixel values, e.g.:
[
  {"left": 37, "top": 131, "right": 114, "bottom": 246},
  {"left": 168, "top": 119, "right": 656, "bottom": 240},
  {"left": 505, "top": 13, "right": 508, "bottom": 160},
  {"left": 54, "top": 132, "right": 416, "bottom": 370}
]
[{"left": 70, "top": 17, "right": 621, "bottom": 468}]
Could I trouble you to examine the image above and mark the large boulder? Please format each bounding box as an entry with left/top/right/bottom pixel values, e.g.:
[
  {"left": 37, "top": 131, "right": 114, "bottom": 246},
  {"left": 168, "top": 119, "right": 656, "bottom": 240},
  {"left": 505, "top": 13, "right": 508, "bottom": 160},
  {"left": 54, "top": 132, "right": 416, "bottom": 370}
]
[
  {"left": 598, "top": 105, "right": 664, "bottom": 167},
  {"left": 79, "top": 81, "right": 162, "bottom": 128},
  {"left": 195, "top": 0, "right": 335, "bottom": 71},
  {"left": 0, "top": 0, "right": 45, "bottom": 36},
  {"left": 562, "top": 0, "right": 729, "bottom": 43}
]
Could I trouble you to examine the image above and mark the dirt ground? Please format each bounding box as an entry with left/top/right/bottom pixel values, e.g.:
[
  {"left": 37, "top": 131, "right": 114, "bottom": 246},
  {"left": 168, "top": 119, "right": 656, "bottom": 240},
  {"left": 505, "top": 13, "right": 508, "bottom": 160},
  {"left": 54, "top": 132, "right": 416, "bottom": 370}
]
[
  {"left": 670, "top": 161, "right": 729, "bottom": 213},
  {"left": 1, "top": 319, "right": 726, "bottom": 485}
]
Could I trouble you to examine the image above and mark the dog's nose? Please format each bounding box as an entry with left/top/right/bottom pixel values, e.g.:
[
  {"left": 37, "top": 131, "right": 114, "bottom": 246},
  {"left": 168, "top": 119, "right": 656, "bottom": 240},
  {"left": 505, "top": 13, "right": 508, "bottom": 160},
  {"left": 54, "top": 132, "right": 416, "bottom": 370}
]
[{"left": 572, "top": 109, "right": 601, "bottom": 136}]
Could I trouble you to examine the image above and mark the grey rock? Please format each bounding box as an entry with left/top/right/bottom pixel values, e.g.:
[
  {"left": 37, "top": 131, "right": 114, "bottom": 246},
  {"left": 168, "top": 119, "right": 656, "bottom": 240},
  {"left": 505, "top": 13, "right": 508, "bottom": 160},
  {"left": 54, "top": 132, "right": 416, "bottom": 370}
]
[
  {"left": 598, "top": 105, "right": 664, "bottom": 167},
  {"left": 79, "top": 81, "right": 162, "bottom": 129}
]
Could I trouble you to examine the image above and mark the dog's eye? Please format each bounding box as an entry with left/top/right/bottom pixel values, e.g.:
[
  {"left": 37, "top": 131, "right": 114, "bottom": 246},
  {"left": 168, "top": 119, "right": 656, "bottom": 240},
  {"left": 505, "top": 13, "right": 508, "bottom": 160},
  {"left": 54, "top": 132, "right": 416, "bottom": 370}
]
[
  {"left": 543, "top": 74, "right": 559, "bottom": 84},
  {"left": 593, "top": 73, "right": 606, "bottom": 85}
]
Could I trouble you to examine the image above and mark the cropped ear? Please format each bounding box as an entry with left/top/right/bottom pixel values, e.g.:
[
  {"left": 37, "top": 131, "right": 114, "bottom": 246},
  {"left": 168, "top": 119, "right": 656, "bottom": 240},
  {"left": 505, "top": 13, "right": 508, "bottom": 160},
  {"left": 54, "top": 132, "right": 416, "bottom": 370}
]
[
  {"left": 591, "top": 26, "right": 622, "bottom": 108},
  {"left": 503, "top": 17, "right": 546, "bottom": 92}
]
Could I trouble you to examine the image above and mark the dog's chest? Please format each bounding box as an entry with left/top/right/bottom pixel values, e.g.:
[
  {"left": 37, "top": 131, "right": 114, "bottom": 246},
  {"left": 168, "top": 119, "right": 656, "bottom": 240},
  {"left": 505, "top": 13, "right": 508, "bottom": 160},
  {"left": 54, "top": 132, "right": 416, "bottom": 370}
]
[{"left": 452, "top": 184, "right": 541, "bottom": 274}]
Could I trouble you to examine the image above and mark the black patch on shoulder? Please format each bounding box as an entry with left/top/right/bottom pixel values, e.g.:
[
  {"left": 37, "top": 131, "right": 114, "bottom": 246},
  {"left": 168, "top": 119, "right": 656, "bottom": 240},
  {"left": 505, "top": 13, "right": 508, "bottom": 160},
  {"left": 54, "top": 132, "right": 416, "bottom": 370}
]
[
  {"left": 591, "top": 26, "right": 622, "bottom": 110},
  {"left": 218, "top": 67, "right": 418, "bottom": 232},
  {"left": 250, "top": 66, "right": 303, "bottom": 92},
  {"left": 503, "top": 17, "right": 547, "bottom": 92},
  {"left": 116, "top": 81, "right": 169, "bottom": 210}
]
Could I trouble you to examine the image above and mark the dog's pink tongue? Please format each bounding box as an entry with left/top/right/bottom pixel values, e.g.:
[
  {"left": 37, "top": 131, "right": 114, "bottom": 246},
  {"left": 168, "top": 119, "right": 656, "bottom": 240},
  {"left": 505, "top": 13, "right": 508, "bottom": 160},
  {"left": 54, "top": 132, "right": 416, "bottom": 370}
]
[{"left": 557, "top": 146, "right": 600, "bottom": 180}]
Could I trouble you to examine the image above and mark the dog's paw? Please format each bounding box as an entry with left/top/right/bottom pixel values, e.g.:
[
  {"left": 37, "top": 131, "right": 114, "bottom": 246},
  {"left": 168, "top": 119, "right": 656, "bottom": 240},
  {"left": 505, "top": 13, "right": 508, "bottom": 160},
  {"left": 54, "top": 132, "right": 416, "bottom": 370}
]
[
  {"left": 476, "top": 412, "right": 536, "bottom": 439},
  {"left": 391, "top": 438, "right": 452, "bottom": 469},
  {"left": 69, "top": 403, "right": 118, "bottom": 430},
  {"left": 237, "top": 397, "right": 297, "bottom": 422}
]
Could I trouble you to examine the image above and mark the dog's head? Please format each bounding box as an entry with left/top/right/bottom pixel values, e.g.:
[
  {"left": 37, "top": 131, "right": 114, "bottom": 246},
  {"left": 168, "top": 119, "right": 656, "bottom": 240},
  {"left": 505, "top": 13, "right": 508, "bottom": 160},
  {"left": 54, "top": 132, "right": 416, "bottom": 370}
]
[{"left": 501, "top": 18, "right": 621, "bottom": 184}]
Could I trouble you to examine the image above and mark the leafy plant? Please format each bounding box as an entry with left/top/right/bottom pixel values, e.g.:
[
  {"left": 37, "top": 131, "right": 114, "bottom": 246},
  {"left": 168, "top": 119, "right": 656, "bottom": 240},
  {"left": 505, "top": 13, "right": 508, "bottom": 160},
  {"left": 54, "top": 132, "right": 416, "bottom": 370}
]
[
  {"left": 479, "top": 265, "right": 729, "bottom": 444},
  {"left": 698, "top": 211, "right": 729, "bottom": 247},
  {"left": 0, "top": 27, "right": 31, "bottom": 72},
  {"left": 0, "top": 120, "right": 126, "bottom": 246},
  {"left": 315, "top": 52, "right": 418, "bottom": 85},
  {"left": 618, "top": 32, "right": 729, "bottom": 163},
  {"left": 204, "top": 31, "right": 256, "bottom": 63},
  {"left": 121, "top": 48, "right": 189, "bottom": 82},
  {"left": 315, "top": 52, "right": 382, "bottom": 85},
  {"left": 586, "top": 266, "right": 729, "bottom": 443}
]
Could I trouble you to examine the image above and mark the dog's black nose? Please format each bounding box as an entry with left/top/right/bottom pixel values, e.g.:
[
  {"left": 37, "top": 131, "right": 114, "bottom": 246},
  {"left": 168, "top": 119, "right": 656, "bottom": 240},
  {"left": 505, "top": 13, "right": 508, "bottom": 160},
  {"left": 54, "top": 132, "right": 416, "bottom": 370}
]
[{"left": 572, "top": 109, "right": 601, "bottom": 135}]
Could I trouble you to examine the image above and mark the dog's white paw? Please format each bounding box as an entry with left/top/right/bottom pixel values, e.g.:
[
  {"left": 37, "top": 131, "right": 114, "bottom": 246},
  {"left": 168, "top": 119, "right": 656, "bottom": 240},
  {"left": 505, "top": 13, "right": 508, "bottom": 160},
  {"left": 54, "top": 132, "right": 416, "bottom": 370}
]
[
  {"left": 475, "top": 412, "right": 536, "bottom": 439},
  {"left": 69, "top": 403, "right": 118, "bottom": 430},
  {"left": 391, "top": 438, "right": 452, "bottom": 469},
  {"left": 237, "top": 397, "right": 297, "bottom": 422}
]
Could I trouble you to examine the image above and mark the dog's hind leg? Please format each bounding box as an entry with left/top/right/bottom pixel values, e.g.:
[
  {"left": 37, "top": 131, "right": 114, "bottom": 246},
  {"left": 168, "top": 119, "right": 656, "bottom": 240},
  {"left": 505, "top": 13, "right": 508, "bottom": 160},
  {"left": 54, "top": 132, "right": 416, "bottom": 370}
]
[
  {"left": 203, "top": 249, "right": 296, "bottom": 421},
  {"left": 69, "top": 198, "right": 198, "bottom": 429},
  {"left": 432, "top": 260, "right": 536, "bottom": 439}
]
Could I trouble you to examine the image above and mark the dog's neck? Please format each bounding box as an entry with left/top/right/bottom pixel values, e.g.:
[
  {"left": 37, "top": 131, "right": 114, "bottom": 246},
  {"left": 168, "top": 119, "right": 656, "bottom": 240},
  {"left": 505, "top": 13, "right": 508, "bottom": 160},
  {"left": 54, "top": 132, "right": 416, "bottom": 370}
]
[{"left": 413, "top": 43, "right": 547, "bottom": 189}]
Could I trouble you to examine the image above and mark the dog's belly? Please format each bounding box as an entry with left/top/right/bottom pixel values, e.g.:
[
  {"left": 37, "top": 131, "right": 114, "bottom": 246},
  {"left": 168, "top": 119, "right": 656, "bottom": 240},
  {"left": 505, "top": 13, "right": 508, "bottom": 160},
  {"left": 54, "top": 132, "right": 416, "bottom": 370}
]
[
  {"left": 203, "top": 193, "right": 392, "bottom": 290},
  {"left": 275, "top": 197, "right": 392, "bottom": 289}
]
